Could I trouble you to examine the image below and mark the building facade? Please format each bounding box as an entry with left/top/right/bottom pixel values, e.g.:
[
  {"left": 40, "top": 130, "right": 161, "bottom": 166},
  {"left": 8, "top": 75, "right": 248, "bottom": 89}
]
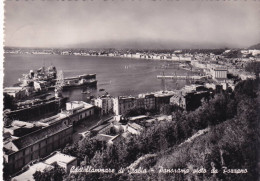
[
  {"left": 4, "top": 121, "right": 73, "bottom": 174},
  {"left": 113, "top": 96, "right": 137, "bottom": 115},
  {"left": 94, "top": 95, "right": 113, "bottom": 115},
  {"left": 211, "top": 67, "right": 228, "bottom": 79}
]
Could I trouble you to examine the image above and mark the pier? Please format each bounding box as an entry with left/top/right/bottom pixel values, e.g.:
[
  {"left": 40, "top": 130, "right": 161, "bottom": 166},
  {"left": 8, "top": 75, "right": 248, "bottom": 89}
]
[{"left": 157, "top": 75, "right": 206, "bottom": 80}]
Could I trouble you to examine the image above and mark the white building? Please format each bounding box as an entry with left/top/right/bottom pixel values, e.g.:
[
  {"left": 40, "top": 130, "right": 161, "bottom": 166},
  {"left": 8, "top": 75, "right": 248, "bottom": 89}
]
[
  {"left": 12, "top": 152, "right": 77, "bottom": 181},
  {"left": 113, "top": 96, "right": 136, "bottom": 115},
  {"left": 211, "top": 67, "right": 228, "bottom": 79},
  {"left": 44, "top": 152, "right": 77, "bottom": 173},
  {"left": 63, "top": 101, "right": 95, "bottom": 124},
  {"left": 94, "top": 95, "right": 113, "bottom": 115}
]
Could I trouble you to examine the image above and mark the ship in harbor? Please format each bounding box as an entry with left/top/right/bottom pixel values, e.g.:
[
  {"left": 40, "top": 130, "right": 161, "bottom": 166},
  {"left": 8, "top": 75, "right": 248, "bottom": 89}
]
[
  {"left": 17, "top": 65, "right": 97, "bottom": 90},
  {"left": 57, "top": 73, "right": 97, "bottom": 90},
  {"left": 4, "top": 65, "right": 97, "bottom": 120}
]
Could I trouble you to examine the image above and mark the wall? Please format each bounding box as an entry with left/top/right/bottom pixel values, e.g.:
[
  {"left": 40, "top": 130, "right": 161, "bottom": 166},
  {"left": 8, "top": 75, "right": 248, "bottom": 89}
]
[{"left": 6, "top": 126, "right": 73, "bottom": 174}]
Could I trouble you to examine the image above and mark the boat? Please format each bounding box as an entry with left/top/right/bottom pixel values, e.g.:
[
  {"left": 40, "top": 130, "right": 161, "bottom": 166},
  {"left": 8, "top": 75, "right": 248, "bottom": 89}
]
[
  {"left": 17, "top": 66, "right": 97, "bottom": 90},
  {"left": 99, "top": 88, "right": 105, "bottom": 92}
]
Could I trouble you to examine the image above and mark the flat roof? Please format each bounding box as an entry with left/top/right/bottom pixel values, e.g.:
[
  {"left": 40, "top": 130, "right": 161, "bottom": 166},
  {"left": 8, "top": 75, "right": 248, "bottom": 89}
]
[
  {"left": 4, "top": 87, "right": 24, "bottom": 90},
  {"left": 95, "top": 134, "right": 115, "bottom": 142},
  {"left": 153, "top": 91, "right": 176, "bottom": 97},
  {"left": 129, "top": 115, "right": 148, "bottom": 121},
  {"left": 12, "top": 162, "right": 53, "bottom": 181},
  {"left": 92, "top": 123, "right": 110, "bottom": 132},
  {"left": 12, "top": 122, "right": 71, "bottom": 150},
  {"left": 67, "top": 101, "right": 94, "bottom": 110},
  {"left": 128, "top": 123, "right": 143, "bottom": 131},
  {"left": 44, "top": 152, "right": 77, "bottom": 165},
  {"left": 40, "top": 114, "right": 66, "bottom": 125}
]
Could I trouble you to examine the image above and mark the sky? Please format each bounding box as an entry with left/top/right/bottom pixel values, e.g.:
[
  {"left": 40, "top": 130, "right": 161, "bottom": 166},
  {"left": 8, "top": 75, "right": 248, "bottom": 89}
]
[{"left": 4, "top": 0, "right": 260, "bottom": 49}]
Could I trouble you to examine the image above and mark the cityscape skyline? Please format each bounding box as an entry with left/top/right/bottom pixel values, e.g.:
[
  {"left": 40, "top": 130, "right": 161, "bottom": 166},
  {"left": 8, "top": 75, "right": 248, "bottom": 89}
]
[{"left": 4, "top": 1, "right": 260, "bottom": 49}]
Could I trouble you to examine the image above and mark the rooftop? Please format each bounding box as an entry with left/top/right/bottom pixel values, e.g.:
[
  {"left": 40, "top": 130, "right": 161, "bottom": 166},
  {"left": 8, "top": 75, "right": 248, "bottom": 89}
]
[
  {"left": 91, "top": 123, "right": 111, "bottom": 132},
  {"left": 12, "top": 162, "right": 53, "bottom": 181},
  {"left": 12, "top": 121, "right": 71, "bottom": 151},
  {"left": 153, "top": 90, "right": 176, "bottom": 97},
  {"left": 44, "top": 152, "right": 77, "bottom": 165},
  {"left": 95, "top": 134, "right": 115, "bottom": 142},
  {"left": 128, "top": 123, "right": 144, "bottom": 131},
  {"left": 39, "top": 114, "right": 67, "bottom": 125},
  {"left": 4, "top": 87, "right": 24, "bottom": 93},
  {"left": 129, "top": 115, "right": 148, "bottom": 121},
  {"left": 66, "top": 101, "right": 94, "bottom": 110}
]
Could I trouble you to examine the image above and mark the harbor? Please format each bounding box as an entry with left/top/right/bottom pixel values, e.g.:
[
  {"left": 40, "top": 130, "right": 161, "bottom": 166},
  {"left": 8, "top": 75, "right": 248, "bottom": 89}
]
[{"left": 4, "top": 54, "right": 191, "bottom": 97}]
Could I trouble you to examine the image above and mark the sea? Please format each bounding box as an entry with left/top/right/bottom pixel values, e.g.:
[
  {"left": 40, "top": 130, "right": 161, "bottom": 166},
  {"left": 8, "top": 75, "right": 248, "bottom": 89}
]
[{"left": 4, "top": 54, "right": 193, "bottom": 102}]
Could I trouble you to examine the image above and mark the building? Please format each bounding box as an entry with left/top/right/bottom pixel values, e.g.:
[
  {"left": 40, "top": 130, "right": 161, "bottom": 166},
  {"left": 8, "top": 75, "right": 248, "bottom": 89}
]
[
  {"left": 113, "top": 96, "right": 137, "bottom": 115},
  {"left": 4, "top": 120, "right": 41, "bottom": 137},
  {"left": 12, "top": 162, "right": 53, "bottom": 181},
  {"left": 43, "top": 152, "right": 77, "bottom": 173},
  {"left": 64, "top": 101, "right": 95, "bottom": 125},
  {"left": 128, "top": 115, "right": 149, "bottom": 122},
  {"left": 211, "top": 67, "right": 228, "bottom": 79},
  {"left": 12, "top": 152, "right": 77, "bottom": 180},
  {"left": 94, "top": 134, "right": 121, "bottom": 146},
  {"left": 154, "top": 91, "right": 176, "bottom": 111},
  {"left": 138, "top": 93, "right": 156, "bottom": 110},
  {"left": 170, "top": 93, "right": 186, "bottom": 109},
  {"left": 112, "top": 92, "right": 176, "bottom": 115},
  {"left": 94, "top": 94, "right": 113, "bottom": 115},
  {"left": 170, "top": 85, "right": 212, "bottom": 111},
  {"left": 3, "top": 121, "right": 73, "bottom": 174},
  {"left": 124, "top": 122, "right": 144, "bottom": 135},
  {"left": 4, "top": 87, "right": 28, "bottom": 99},
  {"left": 33, "top": 81, "right": 48, "bottom": 92}
]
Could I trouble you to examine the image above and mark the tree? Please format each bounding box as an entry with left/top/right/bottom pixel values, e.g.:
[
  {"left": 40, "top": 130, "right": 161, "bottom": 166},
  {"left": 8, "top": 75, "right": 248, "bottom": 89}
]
[
  {"left": 159, "top": 104, "right": 176, "bottom": 115},
  {"left": 3, "top": 114, "right": 13, "bottom": 128},
  {"left": 125, "top": 107, "right": 146, "bottom": 117},
  {"left": 33, "top": 162, "right": 66, "bottom": 181},
  {"left": 245, "top": 61, "right": 260, "bottom": 77},
  {"left": 3, "top": 93, "right": 16, "bottom": 110}
]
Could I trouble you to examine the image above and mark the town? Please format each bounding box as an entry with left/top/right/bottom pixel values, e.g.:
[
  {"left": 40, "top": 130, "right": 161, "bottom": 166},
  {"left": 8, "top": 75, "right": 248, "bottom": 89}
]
[{"left": 3, "top": 46, "right": 260, "bottom": 180}]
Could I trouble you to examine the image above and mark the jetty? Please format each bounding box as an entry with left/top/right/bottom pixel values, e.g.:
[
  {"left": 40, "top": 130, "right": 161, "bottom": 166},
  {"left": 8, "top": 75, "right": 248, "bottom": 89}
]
[{"left": 157, "top": 75, "right": 206, "bottom": 80}]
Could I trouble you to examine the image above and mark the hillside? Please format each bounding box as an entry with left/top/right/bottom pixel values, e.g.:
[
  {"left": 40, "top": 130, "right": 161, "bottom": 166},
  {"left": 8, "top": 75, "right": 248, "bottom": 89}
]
[
  {"left": 33, "top": 78, "right": 259, "bottom": 181},
  {"left": 248, "top": 43, "right": 260, "bottom": 50}
]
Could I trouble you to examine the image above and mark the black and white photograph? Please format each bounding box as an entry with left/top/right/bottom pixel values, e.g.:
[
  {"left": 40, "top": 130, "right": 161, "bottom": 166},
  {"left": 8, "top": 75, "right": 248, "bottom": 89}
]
[{"left": 1, "top": 0, "right": 260, "bottom": 180}]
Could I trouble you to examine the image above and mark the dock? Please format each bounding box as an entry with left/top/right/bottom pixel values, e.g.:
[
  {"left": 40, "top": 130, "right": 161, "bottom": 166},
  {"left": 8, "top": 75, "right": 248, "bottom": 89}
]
[{"left": 157, "top": 75, "right": 206, "bottom": 80}]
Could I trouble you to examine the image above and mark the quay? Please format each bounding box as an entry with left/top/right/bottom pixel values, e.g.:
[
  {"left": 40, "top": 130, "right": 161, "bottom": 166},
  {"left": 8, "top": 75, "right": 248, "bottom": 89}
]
[{"left": 157, "top": 75, "right": 206, "bottom": 80}]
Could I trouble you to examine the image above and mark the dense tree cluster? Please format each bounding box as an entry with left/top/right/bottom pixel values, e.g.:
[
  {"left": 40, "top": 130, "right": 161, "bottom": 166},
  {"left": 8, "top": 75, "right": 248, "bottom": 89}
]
[
  {"left": 245, "top": 61, "right": 260, "bottom": 78},
  {"left": 3, "top": 93, "right": 16, "bottom": 110}
]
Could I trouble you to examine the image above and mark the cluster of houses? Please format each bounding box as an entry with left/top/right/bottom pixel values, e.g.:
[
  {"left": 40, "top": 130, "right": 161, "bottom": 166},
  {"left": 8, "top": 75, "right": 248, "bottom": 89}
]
[
  {"left": 3, "top": 101, "right": 95, "bottom": 175},
  {"left": 191, "top": 59, "right": 256, "bottom": 81},
  {"left": 4, "top": 80, "right": 229, "bottom": 178},
  {"left": 4, "top": 48, "right": 259, "bottom": 179},
  {"left": 61, "top": 51, "right": 194, "bottom": 61}
]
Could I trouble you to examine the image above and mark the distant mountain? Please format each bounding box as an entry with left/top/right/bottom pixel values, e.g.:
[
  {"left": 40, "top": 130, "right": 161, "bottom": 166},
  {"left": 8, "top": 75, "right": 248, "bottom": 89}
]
[
  {"left": 248, "top": 43, "right": 260, "bottom": 50},
  {"left": 69, "top": 40, "right": 238, "bottom": 50}
]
